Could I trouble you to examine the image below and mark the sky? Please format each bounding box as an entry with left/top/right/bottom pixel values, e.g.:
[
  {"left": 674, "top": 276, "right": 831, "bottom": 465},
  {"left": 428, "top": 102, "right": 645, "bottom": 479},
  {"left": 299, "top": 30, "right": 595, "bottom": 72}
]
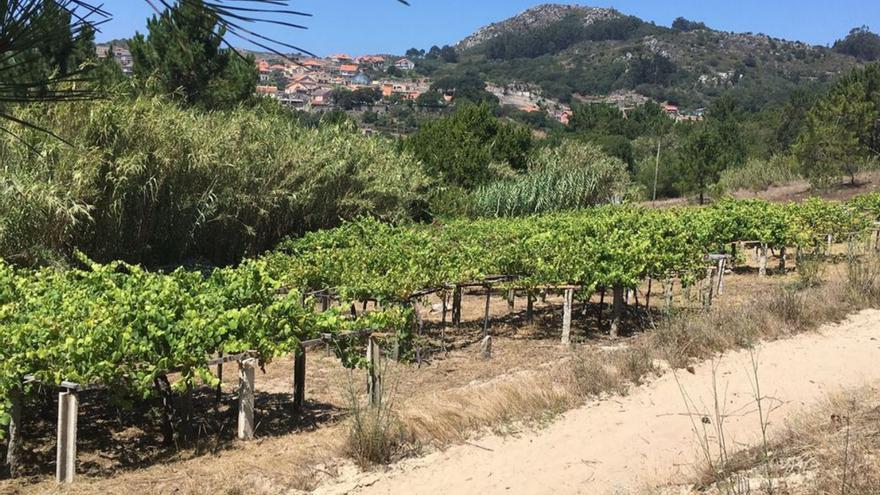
[{"left": 95, "top": 1, "right": 880, "bottom": 57}]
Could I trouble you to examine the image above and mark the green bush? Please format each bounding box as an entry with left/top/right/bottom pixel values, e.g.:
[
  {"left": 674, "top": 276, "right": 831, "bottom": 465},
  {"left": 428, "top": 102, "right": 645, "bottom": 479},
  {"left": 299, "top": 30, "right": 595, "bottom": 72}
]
[
  {"left": 0, "top": 96, "right": 428, "bottom": 266},
  {"left": 466, "top": 140, "right": 630, "bottom": 217},
  {"left": 715, "top": 155, "right": 800, "bottom": 193}
]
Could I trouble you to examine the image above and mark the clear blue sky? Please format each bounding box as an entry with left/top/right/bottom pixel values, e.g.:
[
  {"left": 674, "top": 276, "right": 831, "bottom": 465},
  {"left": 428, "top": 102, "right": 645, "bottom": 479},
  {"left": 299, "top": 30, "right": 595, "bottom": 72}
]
[{"left": 95, "top": 1, "right": 880, "bottom": 56}]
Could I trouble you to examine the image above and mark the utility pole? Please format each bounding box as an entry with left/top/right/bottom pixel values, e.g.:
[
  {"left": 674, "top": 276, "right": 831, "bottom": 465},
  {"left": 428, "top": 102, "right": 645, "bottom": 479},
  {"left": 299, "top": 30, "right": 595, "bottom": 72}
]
[{"left": 652, "top": 138, "right": 661, "bottom": 204}]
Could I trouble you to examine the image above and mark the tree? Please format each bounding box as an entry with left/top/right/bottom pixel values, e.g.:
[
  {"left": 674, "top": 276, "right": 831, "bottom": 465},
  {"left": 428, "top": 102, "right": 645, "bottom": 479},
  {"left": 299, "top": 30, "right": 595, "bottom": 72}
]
[
  {"left": 773, "top": 89, "right": 818, "bottom": 153},
  {"left": 439, "top": 45, "right": 459, "bottom": 63},
  {"left": 406, "top": 103, "right": 532, "bottom": 189},
  {"left": 129, "top": 0, "right": 258, "bottom": 109},
  {"left": 416, "top": 90, "right": 445, "bottom": 108},
  {"left": 672, "top": 17, "right": 708, "bottom": 32},
  {"left": 680, "top": 96, "right": 746, "bottom": 203},
  {"left": 681, "top": 125, "right": 723, "bottom": 204},
  {"left": 431, "top": 73, "right": 498, "bottom": 105},
  {"left": 795, "top": 68, "right": 879, "bottom": 187},
  {"left": 833, "top": 26, "right": 880, "bottom": 61},
  {"left": 1, "top": 1, "right": 100, "bottom": 104},
  {"left": 331, "top": 87, "right": 381, "bottom": 110},
  {"left": 405, "top": 47, "right": 425, "bottom": 59},
  {"left": 270, "top": 69, "right": 288, "bottom": 90}
]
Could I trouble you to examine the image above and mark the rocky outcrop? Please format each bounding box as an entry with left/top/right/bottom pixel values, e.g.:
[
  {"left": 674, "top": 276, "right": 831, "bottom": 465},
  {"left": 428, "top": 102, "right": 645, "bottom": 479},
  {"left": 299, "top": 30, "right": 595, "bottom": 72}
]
[{"left": 458, "top": 4, "right": 620, "bottom": 50}]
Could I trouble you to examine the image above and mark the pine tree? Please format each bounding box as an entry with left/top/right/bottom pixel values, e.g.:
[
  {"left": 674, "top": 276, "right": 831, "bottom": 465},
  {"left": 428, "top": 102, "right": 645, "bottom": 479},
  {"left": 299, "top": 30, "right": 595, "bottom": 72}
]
[
  {"left": 129, "top": 0, "right": 257, "bottom": 109},
  {"left": 795, "top": 76, "right": 877, "bottom": 187}
]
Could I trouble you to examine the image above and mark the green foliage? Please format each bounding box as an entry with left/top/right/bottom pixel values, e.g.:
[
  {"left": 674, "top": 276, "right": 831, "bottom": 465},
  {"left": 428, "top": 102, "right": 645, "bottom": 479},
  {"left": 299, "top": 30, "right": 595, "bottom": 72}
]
[
  {"left": 672, "top": 17, "right": 708, "bottom": 32},
  {"left": 430, "top": 73, "right": 498, "bottom": 105},
  {"left": 833, "top": 26, "right": 880, "bottom": 61},
  {"left": 795, "top": 64, "right": 880, "bottom": 187},
  {"left": 568, "top": 102, "right": 671, "bottom": 140},
  {"left": 0, "top": 95, "right": 428, "bottom": 266},
  {"left": 0, "top": 255, "right": 414, "bottom": 435},
  {"left": 4, "top": 192, "right": 880, "bottom": 432},
  {"left": 680, "top": 97, "right": 747, "bottom": 202},
  {"left": 332, "top": 87, "right": 382, "bottom": 110},
  {"left": 715, "top": 155, "right": 800, "bottom": 193},
  {"left": 467, "top": 140, "right": 631, "bottom": 217},
  {"left": 484, "top": 14, "right": 663, "bottom": 60},
  {"left": 405, "top": 103, "right": 533, "bottom": 189},
  {"left": 415, "top": 90, "right": 446, "bottom": 108},
  {"left": 128, "top": 0, "right": 257, "bottom": 109}
]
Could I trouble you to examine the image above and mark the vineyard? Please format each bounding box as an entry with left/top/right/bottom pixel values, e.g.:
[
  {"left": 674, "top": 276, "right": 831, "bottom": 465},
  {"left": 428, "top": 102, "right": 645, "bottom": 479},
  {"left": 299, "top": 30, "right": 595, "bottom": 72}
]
[{"left": 3, "top": 193, "right": 880, "bottom": 482}]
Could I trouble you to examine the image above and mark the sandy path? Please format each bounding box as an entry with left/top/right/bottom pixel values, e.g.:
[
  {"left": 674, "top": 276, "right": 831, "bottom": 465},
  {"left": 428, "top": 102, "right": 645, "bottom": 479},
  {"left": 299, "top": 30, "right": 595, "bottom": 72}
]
[{"left": 316, "top": 309, "right": 880, "bottom": 495}]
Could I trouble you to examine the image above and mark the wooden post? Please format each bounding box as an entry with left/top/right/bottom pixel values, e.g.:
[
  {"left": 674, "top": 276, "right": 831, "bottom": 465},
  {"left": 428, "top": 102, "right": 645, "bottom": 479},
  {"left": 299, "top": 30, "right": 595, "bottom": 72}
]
[
  {"left": 664, "top": 278, "right": 674, "bottom": 313},
  {"left": 216, "top": 351, "right": 224, "bottom": 403},
  {"left": 5, "top": 389, "right": 22, "bottom": 479},
  {"left": 778, "top": 247, "right": 787, "bottom": 272},
  {"left": 598, "top": 286, "right": 606, "bottom": 332},
  {"left": 716, "top": 258, "right": 726, "bottom": 296},
  {"left": 367, "top": 336, "right": 382, "bottom": 406},
  {"left": 238, "top": 358, "right": 256, "bottom": 441},
  {"left": 759, "top": 244, "right": 768, "bottom": 277},
  {"left": 293, "top": 345, "right": 306, "bottom": 414},
  {"left": 827, "top": 234, "right": 833, "bottom": 256},
  {"left": 415, "top": 305, "right": 424, "bottom": 368},
  {"left": 440, "top": 294, "right": 448, "bottom": 355},
  {"left": 526, "top": 292, "right": 534, "bottom": 323},
  {"left": 507, "top": 289, "right": 515, "bottom": 313},
  {"left": 56, "top": 390, "right": 78, "bottom": 484},
  {"left": 452, "top": 285, "right": 462, "bottom": 328},
  {"left": 480, "top": 335, "right": 492, "bottom": 358},
  {"left": 482, "top": 286, "right": 491, "bottom": 338},
  {"left": 321, "top": 294, "right": 330, "bottom": 312},
  {"left": 561, "top": 288, "right": 573, "bottom": 345},
  {"left": 645, "top": 277, "right": 652, "bottom": 309},
  {"left": 703, "top": 267, "right": 715, "bottom": 310},
  {"left": 610, "top": 285, "right": 624, "bottom": 338}
]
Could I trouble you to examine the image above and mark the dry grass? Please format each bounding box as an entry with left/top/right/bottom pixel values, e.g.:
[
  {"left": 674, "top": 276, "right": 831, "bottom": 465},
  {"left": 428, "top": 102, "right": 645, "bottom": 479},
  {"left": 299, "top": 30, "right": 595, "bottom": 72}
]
[
  {"left": 343, "top": 371, "right": 411, "bottom": 467},
  {"left": 691, "top": 387, "right": 880, "bottom": 495},
  {"left": 650, "top": 275, "right": 869, "bottom": 370}
]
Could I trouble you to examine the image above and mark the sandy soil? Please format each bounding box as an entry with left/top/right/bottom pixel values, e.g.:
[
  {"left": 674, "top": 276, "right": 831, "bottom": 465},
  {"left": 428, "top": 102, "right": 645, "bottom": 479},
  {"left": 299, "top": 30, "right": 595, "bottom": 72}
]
[{"left": 315, "top": 309, "right": 880, "bottom": 495}]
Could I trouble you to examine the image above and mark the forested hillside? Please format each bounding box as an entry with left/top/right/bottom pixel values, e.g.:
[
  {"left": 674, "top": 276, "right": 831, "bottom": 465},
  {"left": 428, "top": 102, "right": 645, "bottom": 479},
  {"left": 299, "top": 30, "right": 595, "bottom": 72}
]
[{"left": 425, "top": 4, "right": 866, "bottom": 110}]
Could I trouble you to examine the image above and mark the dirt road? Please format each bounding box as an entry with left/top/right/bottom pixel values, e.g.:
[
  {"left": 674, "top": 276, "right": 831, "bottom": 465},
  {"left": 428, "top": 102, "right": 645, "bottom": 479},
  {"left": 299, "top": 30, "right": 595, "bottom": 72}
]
[{"left": 317, "top": 309, "right": 880, "bottom": 495}]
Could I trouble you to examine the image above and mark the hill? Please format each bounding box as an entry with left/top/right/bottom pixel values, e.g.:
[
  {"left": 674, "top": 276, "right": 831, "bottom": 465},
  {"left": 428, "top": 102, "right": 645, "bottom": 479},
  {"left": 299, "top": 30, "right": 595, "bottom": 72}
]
[{"left": 435, "top": 3, "right": 863, "bottom": 110}]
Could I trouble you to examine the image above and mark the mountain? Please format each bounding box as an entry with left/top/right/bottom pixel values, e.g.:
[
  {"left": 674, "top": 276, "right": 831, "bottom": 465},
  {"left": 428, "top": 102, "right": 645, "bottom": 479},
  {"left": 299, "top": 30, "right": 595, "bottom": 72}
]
[
  {"left": 438, "top": 3, "right": 863, "bottom": 110},
  {"left": 458, "top": 4, "right": 619, "bottom": 50}
]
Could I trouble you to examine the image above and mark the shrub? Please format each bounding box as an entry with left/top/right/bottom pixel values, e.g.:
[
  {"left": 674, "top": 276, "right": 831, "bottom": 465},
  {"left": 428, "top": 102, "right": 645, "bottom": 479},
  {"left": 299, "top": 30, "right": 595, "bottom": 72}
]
[
  {"left": 466, "top": 140, "right": 630, "bottom": 217},
  {"left": 715, "top": 155, "right": 800, "bottom": 193},
  {"left": 0, "top": 96, "right": 428, "bottom": 266}
]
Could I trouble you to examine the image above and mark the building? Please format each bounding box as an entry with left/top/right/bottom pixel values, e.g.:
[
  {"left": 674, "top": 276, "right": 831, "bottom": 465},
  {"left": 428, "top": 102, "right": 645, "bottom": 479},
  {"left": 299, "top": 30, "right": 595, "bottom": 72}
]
[
  {"left": 339, "top": 64, "right": 360, "bottom": 77},
  {"left": 394, "top": 58, "right": 415, "bottom": 71},
  {"left": 329, "top": 54, "right": 352, "bottom": 64},
  {"left": 256, "top": 85, "right": 279, "bottom": 97},
  {"left": 356, "top": 55, "right": 387, "bottom": 70},
  {"left": 311, "top": 88, "right": 333, "bottom": 106},
  {"left": 95, "top": 44, "right": 134, "bottom": 75}
]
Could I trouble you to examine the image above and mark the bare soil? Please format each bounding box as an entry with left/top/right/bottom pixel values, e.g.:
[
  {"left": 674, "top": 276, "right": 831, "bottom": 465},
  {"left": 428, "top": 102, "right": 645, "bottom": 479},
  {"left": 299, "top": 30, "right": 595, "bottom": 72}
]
[{"left": 316, "top": 309, "right": 880, "bottom": 495}]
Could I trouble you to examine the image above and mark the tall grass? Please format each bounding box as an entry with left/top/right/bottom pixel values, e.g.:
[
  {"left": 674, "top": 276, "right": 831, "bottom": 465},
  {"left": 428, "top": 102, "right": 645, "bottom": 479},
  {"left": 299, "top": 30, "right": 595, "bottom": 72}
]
[
  {"left": 467, "top": 141, "right": 630, "bottom": 218},
  {"left": 0, "top": 96, "right": 428, "bottom": 266},
  {"left": 715, "top": 155, "right": 800, "bottom": 194}
]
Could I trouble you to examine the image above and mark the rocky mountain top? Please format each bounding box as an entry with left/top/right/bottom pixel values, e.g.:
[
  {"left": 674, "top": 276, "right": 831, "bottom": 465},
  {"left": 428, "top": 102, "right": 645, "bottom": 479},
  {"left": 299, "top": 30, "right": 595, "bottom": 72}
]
[{"left": 458, "top": 4, "right": 619, "bottom": 50}]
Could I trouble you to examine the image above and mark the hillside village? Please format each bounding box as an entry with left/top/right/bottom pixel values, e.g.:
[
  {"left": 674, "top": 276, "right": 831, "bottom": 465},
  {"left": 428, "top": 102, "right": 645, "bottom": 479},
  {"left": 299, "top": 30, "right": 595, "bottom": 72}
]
[{"left": 94, "top": 42, "right": 705, "bottom": 130}]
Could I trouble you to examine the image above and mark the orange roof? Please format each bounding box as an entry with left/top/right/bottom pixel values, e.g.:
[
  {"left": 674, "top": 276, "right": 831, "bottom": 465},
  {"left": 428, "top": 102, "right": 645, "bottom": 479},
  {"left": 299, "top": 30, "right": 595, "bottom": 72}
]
[
  {"left": 256, "top": 85, "right": 277, "bottom": 94},
  {"left": 330, "top": 54, "right": 351, "bottom": 60},
  {"left": 302, "top": 59, "right": 323, "bottom": 67},
  {"left": 339, "top": 64, "right": 359, "bottom": 72}
]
